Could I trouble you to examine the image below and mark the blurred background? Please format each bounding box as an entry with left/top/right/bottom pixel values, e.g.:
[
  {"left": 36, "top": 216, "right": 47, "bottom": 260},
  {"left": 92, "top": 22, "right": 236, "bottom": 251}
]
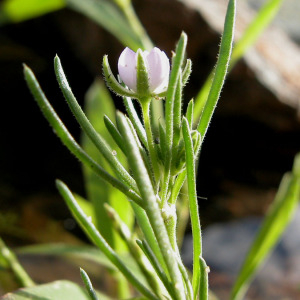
[{"left": 0, "top": 0, "right": 300, "bottom": 299}]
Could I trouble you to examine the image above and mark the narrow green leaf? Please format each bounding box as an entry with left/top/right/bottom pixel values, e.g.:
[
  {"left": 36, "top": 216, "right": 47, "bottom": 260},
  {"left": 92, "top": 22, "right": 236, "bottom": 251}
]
[
  {"left": 194, "top": 0, "right": 283, "bottom": 123},
  {"left": 56, "top": 180, "right": 159, "bottom": 300},
  {"left": 199, "top": 257, "right": 209, "bottom": 300},
  {"left": 1, "top": 280, "right": 112, "bottom": 300},
  {"left": 173, "top": 72, "right": 183, "bottom": 147},
  {"left": 175, "top": 255, "right": 193, "bottom": 300},
  {"left": 182, "top": 59, "right": 192, "bottom": 87},
  {"left": 162, "top": 32, "right": 187, "bottom": 206},
  {"left": 82, "top": 80, "right": 134, "bottom": 254},
  {"left": 104, "top": 115, "right": 127, "bottom": 154},
  {"left": 130, "top": 201, "right": 168, "bottom": 277},
  {"left": 165, "top": 32, "right": 187, "bottom": 156},
  {"left": 18, "top": 244, "right": 116, "bottom": 271},
  {"left": 74, "top": 194, "right": 96, "bottom": 225},
  {"left": 104, "top": 204, "right": 163, "bottom": 296},
  {"left": 23, "top": 64, "right": 143, "bottom": 207},
  {"left": 18, "top": 243, "right": 147, "bottom": 280},
  {"left": 182, "top": 117, "right": 202, "bottom": 297},
  {"left": 170, "top": 170, "right": 186, "bottom": 205},
  {"left": 80, "top": 268, "right": 99, "bottom": 300},
  {"left": 231, "top": 0, "right": 284, "bottom": 65},
  {"left": 66, "top": 0, "right": 143, "bottom": 51},
  {"left": 136, "top": 240, "right": 175, "bottom": 300},
  {"left": 81, "top": 80, "right": 133, "bottom": 298},
  {"left": 0, "top": 237, "right": 34, "bottom": 288},
  {"left": 197, "top": 0, "right": 236, "bottom": 139},
  {"left": 0, "top": 0, "right": 65, "bottom": 24},
  {"left": 158, "top": 123, "right": 167, "bottom": 163},
  {"left": 54, "top": 55, "right": 138, "bottom": 193},
  {"left": 231, "top": 153, "right": 300, "bottom": 300}
]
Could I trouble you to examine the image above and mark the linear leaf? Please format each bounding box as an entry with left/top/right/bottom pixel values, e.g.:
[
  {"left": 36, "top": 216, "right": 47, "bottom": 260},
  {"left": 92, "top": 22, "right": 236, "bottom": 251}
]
[
  {"left": 231, "top": 153, "right": 300, "bottom": 300},
  {"left": 66, "top": 0, "right": 142, "bottom": 51},
  {"left": 23, "top": 64, "right": 143, "bottom": 206},
  {"left": 81, "top": 80, "right": 133, "bottom": 251},
  {"left": 56, "top": 180, "right": 159, "bottom": 300},
  {"left": 0, "top": 0, "right": 64, "bottom": 24},
  {"left": 182, "top": 117, "right": 202, "bottom": 296},
  {"left": 194, "top": 0, "right": 283, "bottom": 123},
  {"left": 197, "top": 0, "right": 236, "bottom": 140},
  {"left": 1, "top": 280, "right": 112, "bottom": 300}
]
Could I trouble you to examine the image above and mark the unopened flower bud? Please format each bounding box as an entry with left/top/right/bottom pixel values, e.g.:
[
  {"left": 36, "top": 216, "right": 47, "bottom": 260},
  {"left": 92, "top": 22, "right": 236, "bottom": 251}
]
[{"left": 118, "top": 47, "right": 170, "bottom": 95}]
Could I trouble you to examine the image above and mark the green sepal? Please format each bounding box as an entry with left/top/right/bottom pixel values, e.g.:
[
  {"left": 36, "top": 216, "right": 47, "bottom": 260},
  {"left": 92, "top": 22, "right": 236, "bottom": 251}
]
[
  {"left": 136, "top": 49, "right": 150, "bottom": 99},
  {"left": 102, "top": 55, "right": 137, "bottom": 98}
]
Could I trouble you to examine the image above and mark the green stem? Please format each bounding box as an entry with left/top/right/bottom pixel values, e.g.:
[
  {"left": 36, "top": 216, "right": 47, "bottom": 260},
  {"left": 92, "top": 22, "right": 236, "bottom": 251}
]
[
  {"left": 0, "top": 237, "right": 34, "bottom": 288},
  {"left": 141, "top": 100, "right": 160, "bottom": 187},
  {"left": 117, "top": 112, "right": 186, "bottom": 300}
]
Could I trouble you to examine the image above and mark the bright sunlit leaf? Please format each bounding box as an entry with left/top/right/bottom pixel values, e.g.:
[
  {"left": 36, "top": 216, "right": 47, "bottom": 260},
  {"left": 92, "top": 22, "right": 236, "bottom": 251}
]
[
  {"left": 0, "top": 0, "right": 65, "bottom": 24},
  {"left": 1, "top": 280, "right": 112, "bottom": 300}
]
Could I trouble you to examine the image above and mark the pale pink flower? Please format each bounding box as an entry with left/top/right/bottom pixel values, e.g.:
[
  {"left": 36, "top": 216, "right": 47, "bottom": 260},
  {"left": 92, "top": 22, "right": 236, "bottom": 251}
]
[{"left": 118, "top": 47, "right": 170, "bottom": 94}]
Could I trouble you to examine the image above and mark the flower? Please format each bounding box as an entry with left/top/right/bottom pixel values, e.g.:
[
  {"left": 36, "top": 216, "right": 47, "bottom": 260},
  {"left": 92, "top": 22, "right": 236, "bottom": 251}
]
[{"left": 118, "top": 47, "right": 170, "bottom": 94}]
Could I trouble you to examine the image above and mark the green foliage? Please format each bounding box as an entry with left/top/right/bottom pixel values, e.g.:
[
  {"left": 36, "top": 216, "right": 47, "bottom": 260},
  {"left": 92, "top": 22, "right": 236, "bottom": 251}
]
[
  {"left": 194, "top": 0, "right": 284, "bottom": 123},
  {"left": 182, "top": 118, "right": 202, "bottom": 296},
  {"left": 81, "top": 80, "right": 134, "bottom": 251},
  {"left": 0, "top": 0, "right": 65, "bottom": 24},
  {"left": 231, "top": 153, "right": 300, "bottom": 300},
  {"left": 196, "top": 0, "right": 236, "bottom": 139},
  {"left": 231, "top": 0, "right": 284, "bottom": 65},
  {"left": 66, "top": 0, "right": 144, "bottom": 51},
  {"left": 6, "top": 0, "right": 294, "bottom": 299},
  {"left": 18, "top": 243, "right": 117, "bottom": 271},
  {"left": 0, "top": 237, "right": 34, "bottom": 288},
  {"left": 56, "top": 180, "right": 159, "bottom": 300},
  {"left": 80, "top": 268, "right": 99, "bottom": 300},
  {"left": 1, "top": 280, "right": 112, "bottom": 300}
]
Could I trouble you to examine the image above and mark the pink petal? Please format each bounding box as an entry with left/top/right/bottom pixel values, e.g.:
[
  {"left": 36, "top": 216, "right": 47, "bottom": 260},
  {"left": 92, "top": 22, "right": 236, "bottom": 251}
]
[
  {"left": 118, "top": 47, "right": 137, "bottom": 91},
  {"left": 146, "top": 48, "right": 170, "bottom": 93}
]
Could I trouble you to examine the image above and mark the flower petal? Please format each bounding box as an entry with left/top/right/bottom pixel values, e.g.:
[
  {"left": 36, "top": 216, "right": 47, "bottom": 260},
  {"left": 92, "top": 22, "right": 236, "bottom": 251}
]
[
  {"left": 146, "top": 48, "right": 170, "bottom": 93},
  {"left": 153, "top": 51, "right": 170, "bottom": 93},
  {"left": 118, "top": 47, "right": 137, "bottom": 91}
]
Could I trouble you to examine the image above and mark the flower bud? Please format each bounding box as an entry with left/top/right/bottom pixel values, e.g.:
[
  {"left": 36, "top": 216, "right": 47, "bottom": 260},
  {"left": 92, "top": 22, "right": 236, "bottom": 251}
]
[{"left": 118, "top": 47, "right": 170, "bottom": 95}]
